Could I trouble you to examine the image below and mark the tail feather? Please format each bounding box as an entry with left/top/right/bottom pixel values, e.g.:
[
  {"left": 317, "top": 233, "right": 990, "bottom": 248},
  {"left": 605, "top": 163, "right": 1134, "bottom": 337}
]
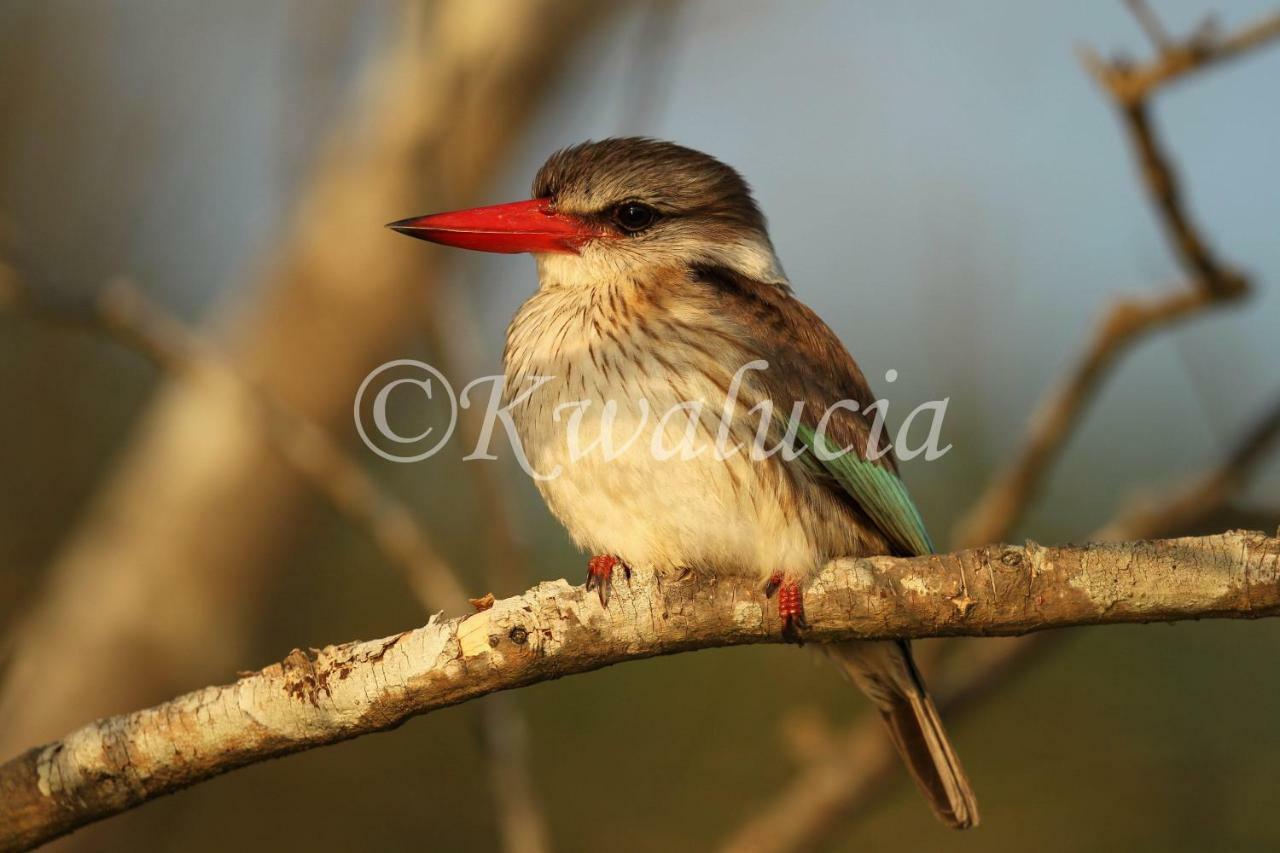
[{"left": 827, "top": 639, "right": 979, "bottom": 829}]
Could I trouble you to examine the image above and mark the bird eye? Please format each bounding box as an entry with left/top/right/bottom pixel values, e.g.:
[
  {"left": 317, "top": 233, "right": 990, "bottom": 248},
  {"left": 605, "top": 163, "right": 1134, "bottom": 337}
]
[{"left": 611, "top": 202, "right": 658, "bottom": 233}]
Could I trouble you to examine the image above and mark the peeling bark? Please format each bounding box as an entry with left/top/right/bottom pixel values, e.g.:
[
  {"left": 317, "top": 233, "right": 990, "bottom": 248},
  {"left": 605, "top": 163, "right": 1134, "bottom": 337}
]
[{"left": 1, "top": 530, "right": 1278, "bottom": 851}]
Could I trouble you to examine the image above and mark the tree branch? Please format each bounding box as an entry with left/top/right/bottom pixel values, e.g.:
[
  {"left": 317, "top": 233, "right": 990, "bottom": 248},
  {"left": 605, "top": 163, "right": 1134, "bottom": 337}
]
[
  {"left": 951, "top": 4, "right": 1274, "bottom": 549},
  {"left": 0, "top": 7, "right": 615, "bottom": 851},
  {"left": 0, "top": 531, "right": 1278, "bottom": 850},
  {"left": 1098, "top": 393, "right": 1280, "bottom": 541},
  {"left": 722, "top": 633, "right": 1052, "bottom": 853},
  {"left": 721, "top": 390, "right": 1280, "bottom": 853},
  {"left": 0, "top": 270, "right": 471, "bottom": 613},
  {"left": 1084, "top": 9, "right": 1280, "bottom": 106},
  {"left": 1, "top": 268, "right": 563, "bottom": 851}
]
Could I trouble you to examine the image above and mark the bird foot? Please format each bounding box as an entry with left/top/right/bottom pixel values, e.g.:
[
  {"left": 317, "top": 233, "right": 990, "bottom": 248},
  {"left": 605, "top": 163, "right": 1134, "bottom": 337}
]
[
  {"left": 585, "top": 555, "right": 631, "bottom": 606},
  {"left": 764, "top": 572, "right": 808, "bottom": 645}
]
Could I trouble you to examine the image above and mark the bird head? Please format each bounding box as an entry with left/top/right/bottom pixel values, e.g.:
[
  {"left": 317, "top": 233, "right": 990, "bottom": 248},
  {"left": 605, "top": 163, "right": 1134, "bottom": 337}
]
[{"left": 389, "top": 137, "right": 785, "bottom": 286}]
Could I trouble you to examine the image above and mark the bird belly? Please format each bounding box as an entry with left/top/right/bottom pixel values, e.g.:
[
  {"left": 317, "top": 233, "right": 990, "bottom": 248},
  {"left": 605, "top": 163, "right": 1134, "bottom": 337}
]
[{"left": 512, "top": 350, "right": 830, "bottom": 580}]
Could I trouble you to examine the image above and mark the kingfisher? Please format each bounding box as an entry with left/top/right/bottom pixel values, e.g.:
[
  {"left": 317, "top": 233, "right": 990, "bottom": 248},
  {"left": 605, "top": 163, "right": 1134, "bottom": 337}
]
[{"left": 390, "top": 138, "right": 978, "bottom": 828}]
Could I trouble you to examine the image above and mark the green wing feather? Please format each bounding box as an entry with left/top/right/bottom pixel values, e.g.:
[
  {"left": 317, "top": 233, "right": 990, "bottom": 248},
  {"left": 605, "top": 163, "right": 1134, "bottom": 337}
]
[
  {"left": 684, "top": 262, "right": 936, "bottom": 557},
  {"left": 795, "top": 423, "right": 935, "bottom": 557}
]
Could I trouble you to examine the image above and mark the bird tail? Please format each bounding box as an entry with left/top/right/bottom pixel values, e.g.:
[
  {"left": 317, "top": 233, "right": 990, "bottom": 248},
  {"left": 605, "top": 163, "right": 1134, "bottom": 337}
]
[{"left": 825, "top": 639, "right": 979, "bottom": 829}]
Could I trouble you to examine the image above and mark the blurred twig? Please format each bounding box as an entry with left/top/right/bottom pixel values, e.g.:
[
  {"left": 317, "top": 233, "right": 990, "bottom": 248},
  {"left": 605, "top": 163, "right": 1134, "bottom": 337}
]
[
  {"left": 953, "top": 1, "right": 1269, "bottom": 550},
  {"left": 0, "top": 267, "right": 470, "bottom": 612},
  {"left": 951, "top": 287, "right": 1232, "bottom": 549},
  {"left": 1092, "top": 7, "right": 1280, "bottom": 106},
  {"left": 1125, "top": 0, "right": 1174, "bottom": 53},
  {"left": 736, "top": 7, "right": 1280, "bottom": 850},
  {"left": 1098, "top": 392, "right": 1280, "bottom": 541},
  {"left": 3, "top": 529, "right": 1280, "bottom": 851}
]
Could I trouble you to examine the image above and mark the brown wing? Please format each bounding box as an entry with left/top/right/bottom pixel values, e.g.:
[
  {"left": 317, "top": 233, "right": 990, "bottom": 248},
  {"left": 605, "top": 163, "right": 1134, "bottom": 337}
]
[{"left": 687, "top": 263, "right": 932, "bottom": 557}]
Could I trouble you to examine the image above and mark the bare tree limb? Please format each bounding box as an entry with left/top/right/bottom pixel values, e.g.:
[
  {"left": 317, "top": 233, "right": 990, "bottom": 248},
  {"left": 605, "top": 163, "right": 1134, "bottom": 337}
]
[
  {"left": 951, "top": 287, "right": 1237, "bottom": 548},
  {"left": 1086, "top": 8, "right": 1280, "bottom": 106},
  {"left": 1099, "top": 393, "right": 1280, "bottom": 541},
  {"left": 0, "top": 530, "right": 1277, "bottom": 851},
  {"left": 0, "top": 269, "right": 470, "bottom": 613},
  {"left": 951, "top": 4, "right": 1273, "bottom": 549},
  {"left": 722, "top": 633, "right": 1052, "bottom": 853}
]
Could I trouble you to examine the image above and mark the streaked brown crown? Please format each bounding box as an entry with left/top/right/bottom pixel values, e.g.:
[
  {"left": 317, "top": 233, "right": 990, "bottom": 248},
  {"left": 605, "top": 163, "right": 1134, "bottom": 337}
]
[{"left": 532, "top": 137, "right": 768, "bottom": 236}]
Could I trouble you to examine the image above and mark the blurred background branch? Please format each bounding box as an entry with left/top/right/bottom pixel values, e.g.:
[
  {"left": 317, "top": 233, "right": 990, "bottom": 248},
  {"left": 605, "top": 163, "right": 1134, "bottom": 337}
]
[
  {"left": 739, "top": 6, "right": 1280, "bottom": 849},
  {"left": 0, "top": 267, "right": 471, "bottom": 612},
  {"left": 1095, "top": 5, "right": 1280, "bottom": 105},
  {"left": 954, "top": 1, "right": 1269, "bottom": 551},
  {"left": 0, "top": 2, "right": 614, "bottom": 850}
]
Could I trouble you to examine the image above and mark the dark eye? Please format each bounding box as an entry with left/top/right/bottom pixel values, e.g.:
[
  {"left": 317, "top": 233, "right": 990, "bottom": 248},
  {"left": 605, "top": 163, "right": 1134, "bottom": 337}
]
[{"left": 611, "top": 202, "right": 658, "bottom": 233}]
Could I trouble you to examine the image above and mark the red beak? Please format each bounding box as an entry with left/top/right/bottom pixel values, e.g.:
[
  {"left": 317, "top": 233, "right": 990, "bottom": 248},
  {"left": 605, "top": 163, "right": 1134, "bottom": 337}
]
[{"left": 387, "top": 198, "right": 603, "bottom": 254}]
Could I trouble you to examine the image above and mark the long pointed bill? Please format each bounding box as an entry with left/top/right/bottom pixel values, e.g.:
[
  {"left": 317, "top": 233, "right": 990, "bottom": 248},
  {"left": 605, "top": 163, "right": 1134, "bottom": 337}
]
[{"left": 387, "top": 198, "right": 602, "bottom": 254}]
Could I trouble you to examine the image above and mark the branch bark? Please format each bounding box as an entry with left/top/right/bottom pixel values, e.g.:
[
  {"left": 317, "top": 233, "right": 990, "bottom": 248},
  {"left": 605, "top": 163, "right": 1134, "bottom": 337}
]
[
  {"left": 1, "top": 531, "right": 1278, "bottom": 851},
  {"left": 3, "top": 270, "right": 559, "bottom": 852},
  {"left": 720, "top": 390, "right": 1280, "bottom": 853}
]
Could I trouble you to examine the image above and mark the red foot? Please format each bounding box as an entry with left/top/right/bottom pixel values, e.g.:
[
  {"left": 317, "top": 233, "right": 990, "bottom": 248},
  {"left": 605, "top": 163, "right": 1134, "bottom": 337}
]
[
  {"left": 586, "top": 555, "right": 631, "bottom": 606},
  {"left": 764, "top": 572, "right": 808, "bottom": 644}
]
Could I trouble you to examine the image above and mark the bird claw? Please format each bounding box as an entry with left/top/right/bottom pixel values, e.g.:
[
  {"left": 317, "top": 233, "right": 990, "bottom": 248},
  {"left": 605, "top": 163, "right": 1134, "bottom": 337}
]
[
  {"left": 780, "top": 610, "right": 809, "bottom": 646},
  {"left": 585, "top": 555, "right": 630, "bottom": 606},
  {"left": 767, "top": 573, "right": 807, "bottom": 645}
]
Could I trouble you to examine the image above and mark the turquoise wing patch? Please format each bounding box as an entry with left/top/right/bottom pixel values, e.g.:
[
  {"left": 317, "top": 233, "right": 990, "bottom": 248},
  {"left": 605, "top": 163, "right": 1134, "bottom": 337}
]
[{"left": 795, "top": 423, "right": 935, "bottom": 556}]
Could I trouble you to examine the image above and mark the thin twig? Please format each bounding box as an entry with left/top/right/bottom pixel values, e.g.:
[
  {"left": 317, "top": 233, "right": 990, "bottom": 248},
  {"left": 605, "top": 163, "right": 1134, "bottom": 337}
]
[
  {"left": 1125, "top": 0, "right": 1174, "bottom": 54},
  {"left": 951, "top": 288, "right": 1235, "bottom": 548},
  {"left": 1099, "top": 393, "right": 1280, "bottom": 541},
  {"left": 1, "top": 268, "right": 470, "bottom": 613},
  {"left": 2, "top": 530, "right": 1279, "bottom": 852},
  {"left": 721, "top": 634, "right": 1051, "bottom": 853},
  {"left": 1109, "top": 103, "right": 1245, "bottom": 295},
  {"left": 1082, "top": 9, "right": 1280, "bottom": 106},
  {"left": 952, "top": 4, "right": 1274, "bottom": 549}
]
